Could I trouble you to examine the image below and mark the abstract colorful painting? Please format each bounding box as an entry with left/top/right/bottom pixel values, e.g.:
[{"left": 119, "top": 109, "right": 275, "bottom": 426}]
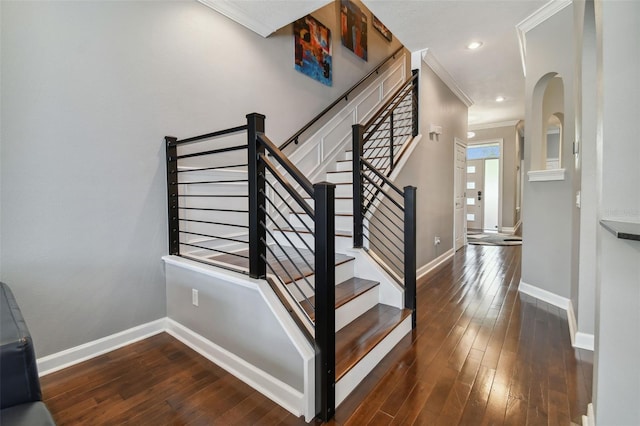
[
  {"left": 294, "top": 15, "right": 332, "bottom": 86},
  {"left": 372, "top": 15, "right": 392, "bottom": 42},
  {"left": 340, "top": 0, "right": 368, "bottom": 61}
]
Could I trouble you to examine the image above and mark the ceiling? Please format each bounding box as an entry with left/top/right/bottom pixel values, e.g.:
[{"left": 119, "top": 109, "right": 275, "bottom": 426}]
[{"left": 199, "top": 0, "right": 549, "bottom": 127}]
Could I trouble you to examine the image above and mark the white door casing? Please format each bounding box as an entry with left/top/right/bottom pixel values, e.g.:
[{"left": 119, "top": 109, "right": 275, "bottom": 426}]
[{"left": 454, "top": 138, "right": 467, "bottom": 250}]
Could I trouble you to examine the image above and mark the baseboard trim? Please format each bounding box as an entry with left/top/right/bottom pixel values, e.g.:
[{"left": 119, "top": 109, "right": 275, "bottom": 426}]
[
  {"left": 165, "top": 318, "right": 304, "bottom": 418},
  {"left": 582, "top": 403, "right": 595, "bottom": 426},
  {"left": 518, "top": 280, "right": 570, "bottom": 310},
  {"left": 521, "top": 282, "right": 594, "bottom": 351},
  {"left": 417, "top": 248, "right": 455, "bottom": 280},
  {"left": 501, "top": 220, "right": 521, "bottom": 235},
  {"left": 37, "top": 318, "right": 166, "bottom": 376},
  {"left": 568, "top": 302, "right": 594, "bottom": 350}
]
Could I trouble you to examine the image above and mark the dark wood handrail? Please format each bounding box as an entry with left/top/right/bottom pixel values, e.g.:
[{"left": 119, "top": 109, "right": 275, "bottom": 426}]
[
  {"left": 258, "top": 134, "right": 314, "bottom": 196},
  {"left": 279, "top": 46, "right": 405, "bottom": 150}
]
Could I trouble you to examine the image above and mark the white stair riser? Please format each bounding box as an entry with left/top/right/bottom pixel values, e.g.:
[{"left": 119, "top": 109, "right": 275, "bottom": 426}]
[
  {"left": 334, "top": 161, "right": 352, "bottom": 172},
  {"left": 335, "top": 184, "right": 353, "bottom": 197},
  {"left": 335, "top": 315, "right": 412, "bottom": 407},
  {"left": 326, "top": 171, "right": 352, "bottom": 183},
  {"left": 285, "top": 259, "right": 355, "bottom": 301},
  {"left": 289, "top": 213, "right": 353, "bottom": 232},
  {"left": 303, "top": 198, "right": 353, "bottom": 214},
  {"left": 345, "top": 150, "right": 353, "bottom": 161},
  {"left": 335, "top": 286, "right": 379, "bottom": 332}
]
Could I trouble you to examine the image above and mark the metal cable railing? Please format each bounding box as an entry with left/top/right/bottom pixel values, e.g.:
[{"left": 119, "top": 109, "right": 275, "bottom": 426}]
[
  {"left": 165, "top": 126, "right": 250, "bottom": 274},
  {"left": 352, "top": 70, "right": 419, "bottom": 327}
]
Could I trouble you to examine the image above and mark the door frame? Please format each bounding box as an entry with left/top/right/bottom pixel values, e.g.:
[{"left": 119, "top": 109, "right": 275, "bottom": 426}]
[
  {"left": 453, "top": 137, "right": 467, "bottom": 250},
  {"left": 467, "top": 138, "right": 504, "bottom": 232}
]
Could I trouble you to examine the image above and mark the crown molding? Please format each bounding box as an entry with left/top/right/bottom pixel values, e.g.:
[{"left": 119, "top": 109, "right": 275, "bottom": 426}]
[
  {"left": 515, "top": 0, "right": 572, "bottom": 77},
  {"left": 421, "top": 49, "right": 474, "bottom": 108},
  {"left": 198, "top": 0, "right": 274, "bottom": 37},
  {"left": 469, "top": 120, "right": 521, "bottom": 131}
]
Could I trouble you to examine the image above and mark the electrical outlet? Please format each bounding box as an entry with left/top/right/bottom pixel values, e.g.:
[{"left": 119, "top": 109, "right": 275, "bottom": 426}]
[
  {"left": 192, "top": 289, "right": 199, "bottom": 307},
  {"left": 434, "top": 236, "right": 441, "bottom": 245}
]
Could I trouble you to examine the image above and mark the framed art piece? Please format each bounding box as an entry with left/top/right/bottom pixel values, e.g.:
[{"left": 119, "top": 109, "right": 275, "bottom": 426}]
[
  {"left": 294, "top": 15, "right": 332, "bottom": 86},
  {"left": 340, "top": 0, "right": 368, "bottom": 61},
  {"left": 372, "top": 15, "right": 392, "bottom": 42}
]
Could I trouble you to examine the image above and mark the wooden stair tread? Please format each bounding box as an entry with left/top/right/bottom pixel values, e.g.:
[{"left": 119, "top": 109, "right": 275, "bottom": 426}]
[
  {"left": 207, "top": 245, "right": 353, "bottom": 284},
  {"left": 302, "top": 277, "right": 380, "bottom": 320},
  {"left": 335, "top": 304, "right": 411, "bottom": 381}
]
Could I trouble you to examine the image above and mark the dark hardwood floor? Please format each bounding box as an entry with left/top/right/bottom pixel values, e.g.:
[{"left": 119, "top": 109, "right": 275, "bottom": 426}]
[{"left": 41, "top": 245, "right": 592, "bottom": 425}]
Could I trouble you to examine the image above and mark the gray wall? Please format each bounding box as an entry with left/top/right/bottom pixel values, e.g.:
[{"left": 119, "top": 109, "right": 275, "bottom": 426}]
[
  {"left": 392, "top": 60, "right": 468, "bottom": 269},
  {"left": 165, "top": 263, "right": 305, "bottom": 391},
  {"left": 0, "top": 0, "right": 401, "bottom": 357},
  {"left": 521, "top": 5, "right": 579, "bottom": 300},
  {"left": 469, "top": 125, "right": 519, "bottom": 229},
  {"left": 593, "top": 0, "right": 640, "bottom": 423}
]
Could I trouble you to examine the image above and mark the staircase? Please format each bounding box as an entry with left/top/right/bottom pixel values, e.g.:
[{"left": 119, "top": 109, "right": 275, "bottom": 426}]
[
  {"left": 164, "top": 53, "right": 419, "bottom": 422},
  {"left": 266, "top": 144, "right": 413, "bottom": 406}
]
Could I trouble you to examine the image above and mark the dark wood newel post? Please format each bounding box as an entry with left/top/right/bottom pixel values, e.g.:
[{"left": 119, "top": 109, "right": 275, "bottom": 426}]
[
  {"left": 247, "top": 113, "right": 267, "bottom": 279},
  {"left": 165, "top": 136, "right": 180, "bottom": 255},
  {"left": 404, "top": 185, "right": 417, "bottom": 328},
  {"left": 314, "top": 181, "right": 336, "bottom": 422}
]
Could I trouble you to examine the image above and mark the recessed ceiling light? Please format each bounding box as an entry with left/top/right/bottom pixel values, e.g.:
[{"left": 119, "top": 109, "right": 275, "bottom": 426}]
[
  {"left": 467, "top": 41, "right": 483, "bottom": 50},
  {"left": 495, "top": 96, "right": 505, "bottom": 102},
  {"left": 467, "top": 131, "right": 476, "bottom": 138}
]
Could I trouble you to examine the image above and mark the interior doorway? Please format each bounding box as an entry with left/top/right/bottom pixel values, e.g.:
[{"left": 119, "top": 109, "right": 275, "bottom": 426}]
[{"left": 466, "top": 141, "right": 502, "bottom": 233}]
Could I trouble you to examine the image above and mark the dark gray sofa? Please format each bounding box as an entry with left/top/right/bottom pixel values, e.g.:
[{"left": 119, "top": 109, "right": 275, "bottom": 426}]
[{"left": 0, "top": 282, "right": 56, "bottom": 425}]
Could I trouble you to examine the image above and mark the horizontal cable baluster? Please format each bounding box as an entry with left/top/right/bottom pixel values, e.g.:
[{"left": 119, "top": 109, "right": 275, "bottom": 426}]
[
  {"left": 180, "top": 231, "right": 248, "bottom": 244},
  {"left": 362, "top": 160, "right": 404, "bottom": 195},
  {"left": 263, "top": 179, "right": 314, "bottom": 235},
  {"left": 362, "top": 220, "right": 404, "bottom": 254},
  {"left": 178, "top": 179, "right": 248, "bottom": 185},
  {"left": 261, "top": 230, "right": 315, "bottom": 296},
  {"left": 362, "top": 221, "right": 403, "bottom": 262},
  {"left": 179, "top": 207, "right": 248, "bottom": 213},
  {"left": 176, "top": 144, "right": 247, "bottom": 160},
  {"left": 260, "top": 158, "right": 314, "bottom": 218},
  {"left": 179, "top": 218, "right": 249, "bottom": 229},
  {"left": 361, "top": 234, "right": 404, "bottom": 272},
  {"left": 180, "top": 242, "right": 249, "bottom": 259},
  {"left": 261, "top": 207, "right": 315, "bottom": 274},
  {"left": 172, "top": 125, "right": 248, "bottom": 146},
  {"left": 177, "top": 163, "right": 248, "bottom": 173},
  {"left": 178, "top": 194, "right": 248, "bottom": 198},
  {"left": 261, "top": 241, "right": 315, "bottom": 315},
  {"left": 261, "top": 192, "right": 315, "bottom": 254},
  {"left": 363, "top": 202, "right": 404, "bottom": 234},
  {"left": 264, "top": 261, "right": 314, "bottom": 326},
  {"left": 361, "top": 175, "right": 404, "bottom": 210}
]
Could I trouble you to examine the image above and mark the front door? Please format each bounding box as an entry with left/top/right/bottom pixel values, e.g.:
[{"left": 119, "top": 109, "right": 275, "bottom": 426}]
[{"left": 466, "top": 159, "right": 484, "bottom": 232}]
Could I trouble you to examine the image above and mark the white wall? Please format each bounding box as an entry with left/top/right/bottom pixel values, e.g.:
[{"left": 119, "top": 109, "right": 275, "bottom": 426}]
[
  {"left": 593, "top": 0, "right": 640, "bottom": 423},
  {"left": 0, "top": 0, "right": 402, "bottom": 357}
]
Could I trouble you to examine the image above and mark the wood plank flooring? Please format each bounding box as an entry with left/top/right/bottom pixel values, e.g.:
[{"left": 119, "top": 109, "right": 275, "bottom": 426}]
[{"left": 41, "top": 245, "right": 593, "bottom": 425}]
